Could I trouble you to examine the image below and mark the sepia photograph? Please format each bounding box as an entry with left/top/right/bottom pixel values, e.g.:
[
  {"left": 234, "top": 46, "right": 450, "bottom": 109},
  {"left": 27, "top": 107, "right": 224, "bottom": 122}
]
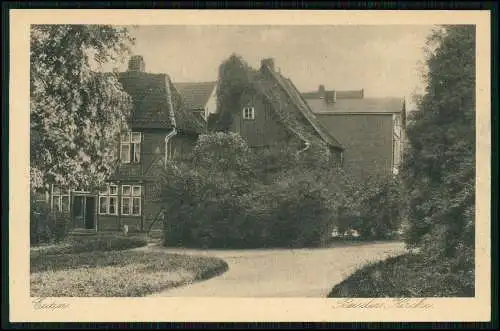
[{"left": 9, "top": 9, "right": 491, "bottom": 323}]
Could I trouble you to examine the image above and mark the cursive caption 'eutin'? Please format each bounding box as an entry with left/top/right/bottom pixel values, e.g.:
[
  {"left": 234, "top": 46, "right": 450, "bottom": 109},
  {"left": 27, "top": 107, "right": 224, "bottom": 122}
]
[{"left": 32, "top": 297, "right": 70, "bottom": 310}]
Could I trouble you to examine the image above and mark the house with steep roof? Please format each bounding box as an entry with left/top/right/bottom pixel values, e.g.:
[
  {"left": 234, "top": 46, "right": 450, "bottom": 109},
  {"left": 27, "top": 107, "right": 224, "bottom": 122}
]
[
  {"left": 302, "top": 85, "right": 406, "bottom": 181},
  {"left": 174, "top": 81, "right": 218, "bottom": 122},
  {"left": 48, "top": 55, "right": 206, "bottom": 233},
  {"left": 210, "top": 57, "right": 344, "bottom": 163}
]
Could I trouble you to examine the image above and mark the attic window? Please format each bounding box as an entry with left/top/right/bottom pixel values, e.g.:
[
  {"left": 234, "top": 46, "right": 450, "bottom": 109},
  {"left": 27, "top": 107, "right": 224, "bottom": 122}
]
[
  {"left": 243, "top": 107, "right": 255, "bottom": 120},
  {"left": 121, "top": 132, "right": 142, "bottom": 164}
]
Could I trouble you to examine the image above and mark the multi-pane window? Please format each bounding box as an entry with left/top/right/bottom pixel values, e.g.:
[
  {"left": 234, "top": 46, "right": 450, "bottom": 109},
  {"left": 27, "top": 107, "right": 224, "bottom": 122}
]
[
  {"left": 34, "top": 188, "right": 49, "bottom": 203},
  {"left": 121, "top": 185, "right": 142, "bottom": 216},
  {"left": 121, "top": 132, "right": 142, "bottom": 164},
  {"left": 51, "top": 186, "right": 70, "bottom": 213},
  {"left": 242, "top": 107, "right": 255, "bottom": 120},
  {"left": 98, "top": 184, "right": 118, "bottom": 215}
]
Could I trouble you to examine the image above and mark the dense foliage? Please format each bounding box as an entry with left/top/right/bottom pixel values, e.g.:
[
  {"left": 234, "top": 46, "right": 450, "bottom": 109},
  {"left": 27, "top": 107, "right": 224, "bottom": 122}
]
[
  {"left": 213, "top": 54, "right": 253, "bottom": 131},
  {"left": 161, "top": 132, "right": 403, "bottom": 249},
  {"left": 30, "top": 25, "right": 134, "bottom": 191},
  {"left": 328, "top": 253, "right": 474, "bottom": 297},
  {"left": 401, "top": 25, "right": 475, "bottom": 265},
  {"left": 30, "top": 198, "right": 69, "bottom": 244}
]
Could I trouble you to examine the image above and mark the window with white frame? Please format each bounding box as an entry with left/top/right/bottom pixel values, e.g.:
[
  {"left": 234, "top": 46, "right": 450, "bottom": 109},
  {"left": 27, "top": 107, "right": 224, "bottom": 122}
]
[
  {"left": 121, "top": 132, "right": 142, "bottom": 164},
  {"left": 98, "top": 184, "right": 118, "bottom": 215},
  {"left": 121, "top": 185, "right": 142, "bottom": 216},
  {"left": 51, "top": 186, "right": 70, "bottom": 213},
  {"left": 34, "top": 188, "right": 49, "bottom": 203},
  {"left": 242, "top": 106, "right": 255, "bottom": 120}
]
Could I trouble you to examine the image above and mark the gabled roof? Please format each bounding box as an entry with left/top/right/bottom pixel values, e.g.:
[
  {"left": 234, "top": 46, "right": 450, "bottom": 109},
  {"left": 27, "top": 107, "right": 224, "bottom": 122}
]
[
  {"left": 252, "top": 65, "right": 344, "bottom": 150},
  {"left": 117, "top": 71, "right": 206, "bottom": 134},
  {"left": 174, "top": 81, "right": 217, "bottom": 110},
  {"left": 305, "top": 97, "right": 404, "bottom": 114}
]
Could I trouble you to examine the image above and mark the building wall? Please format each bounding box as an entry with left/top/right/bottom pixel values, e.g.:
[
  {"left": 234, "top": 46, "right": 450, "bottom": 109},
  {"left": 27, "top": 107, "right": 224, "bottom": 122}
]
[
  {"left": 47, "top": 130, "right": 198, "bottom": 233},
  {"left": 231, "top": 91, "right": 291, "bottom": 147},
  {"left": 316, "top": 113, "right": 394, "bottom": 181},
  {"left": 170, "top": 134, "right": 197, "bottom": 160},
  {"left": 205, "top": 85, "right": 218, "bottom": 120},
  {"left": 141, "top": 134, "right": 197, "bottom": 232}
]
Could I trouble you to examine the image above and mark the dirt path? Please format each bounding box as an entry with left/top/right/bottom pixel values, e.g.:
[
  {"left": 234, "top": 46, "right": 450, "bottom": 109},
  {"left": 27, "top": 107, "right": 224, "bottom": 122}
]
[{"left": 135, "top": 241, "right": 407, "bottom": 298}]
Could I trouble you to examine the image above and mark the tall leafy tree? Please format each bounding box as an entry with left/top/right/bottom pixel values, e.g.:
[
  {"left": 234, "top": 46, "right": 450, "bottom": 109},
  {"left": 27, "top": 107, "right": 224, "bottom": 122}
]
[
  {"left": 402, "top": 25, "right": 475, "bottom": 261},
  {"left": 30, "top": 25, "right": 134, "bottom": 191}
]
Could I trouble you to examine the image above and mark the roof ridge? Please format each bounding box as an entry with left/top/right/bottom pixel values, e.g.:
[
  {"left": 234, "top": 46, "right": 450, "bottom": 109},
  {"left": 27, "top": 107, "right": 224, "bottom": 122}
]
[
  {"left": 174, "top": 81, "right": 217, "bottom": 85},
  {"left": 164, "top": 75, "right": 177, "bottom": 129},
  {"left": 263, "top": 67, "right": 344, "bottom": 149}
]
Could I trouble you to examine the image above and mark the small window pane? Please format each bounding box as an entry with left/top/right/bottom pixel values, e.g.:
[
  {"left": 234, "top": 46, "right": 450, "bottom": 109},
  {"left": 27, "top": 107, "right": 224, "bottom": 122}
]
[
  {"left": 131, "top": 132, "right": 141, "bottom": 143},
  {"left": 99, "top": 186, "right": 109, "bottom": 195},
  {"left": 61, "top": 196, "right": 70, "bottom": 213},
  {"left": 53, "top": 186, "right": 60, "bottom": 194},
  {"left": 109, "top": 197, "right": 118, "bottom": 215},
  {"left": 133, "top": 143, "right": 141, "bottom": 163},
  {"left": 99, "top": 197, "right": 108, "bottom": 214},
  {"left": 132, "top": 186, "right": 141, "bottom": 197},
  {"left": 243, "top": 107, "right": 254, "bottom": 120},
  {"left": 132, "top": 197, "right": 141, "bottom": 215},
  {"left": 121, "top": 144, "right": 131, "bottom": 163},
  {"left": 122, "top": 197, "right": 131, "bottom": 215},
  {"left": 109, "top": 185, "right": 118, "bottom": 195},
  {"left": 121, "top": 132, "right": 130, "bottom": 142},
  {"left": 122, "top": 185, "right": 131, "bottom": 196}
]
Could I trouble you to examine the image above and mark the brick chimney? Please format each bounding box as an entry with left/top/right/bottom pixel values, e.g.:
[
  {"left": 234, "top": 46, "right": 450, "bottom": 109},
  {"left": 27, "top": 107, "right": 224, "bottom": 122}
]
[
  {"left": 325, "top": 90, "right": 336, "bottom": 104},
  {"left": 128, "top": 55, "right": 145, "bottom": 72},
  {"left": 318, "top": 85, "right": 325, "bottom": 95},
  {"left": 261, "top": 58, "right": 275, "bottom": 72}
]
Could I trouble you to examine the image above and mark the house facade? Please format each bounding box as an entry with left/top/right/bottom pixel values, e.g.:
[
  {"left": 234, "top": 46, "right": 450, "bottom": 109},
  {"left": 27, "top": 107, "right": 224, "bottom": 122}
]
[
  {"left": 210, "top": 58, "right": 345, "bottom": 162},
  {"left": 43, "top": 55, "right": 206, "bottom": 233},
  {"left": 302, "top": 85, "right": 406, "bottom": 181}
]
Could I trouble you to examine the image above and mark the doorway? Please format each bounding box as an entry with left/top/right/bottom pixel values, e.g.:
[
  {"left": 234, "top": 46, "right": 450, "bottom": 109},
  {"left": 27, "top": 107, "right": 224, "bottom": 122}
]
[{"left": 72, "top": 195, "right": 97, "bottom": 230}]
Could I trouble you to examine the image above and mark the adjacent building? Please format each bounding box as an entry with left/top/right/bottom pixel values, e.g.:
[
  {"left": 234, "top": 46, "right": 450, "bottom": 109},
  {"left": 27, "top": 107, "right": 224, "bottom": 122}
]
[
  {"left": 207, "top": 58, "right": 344, "bottom": 162},
  {"left": 302, "top": 85, "right": 406, "bottom": 181}
]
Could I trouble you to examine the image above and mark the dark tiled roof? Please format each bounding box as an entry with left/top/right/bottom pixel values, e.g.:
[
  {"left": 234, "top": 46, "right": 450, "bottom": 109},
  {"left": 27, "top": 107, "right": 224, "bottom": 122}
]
[
  {"left": 250, "top": 65, "right": 344, "bottom": 150},
  {"left": 174, "top": 81, "right": 217, "bottom": 110},
  {"left": 305, "top": 97, "right": 404, "bottom": 114},
  {"left": 302, "top": 89, "right": 364, "bottom": 100},
  {"left": 117, "top": 71, "right": 206, "bottom": 134}
]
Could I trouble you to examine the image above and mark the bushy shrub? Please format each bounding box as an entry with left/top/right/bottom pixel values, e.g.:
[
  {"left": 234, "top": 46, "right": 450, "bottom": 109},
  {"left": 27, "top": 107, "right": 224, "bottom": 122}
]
[
  {"left": 30, "top": 196, "right": 69, "bottom": 245},
  {"left": 162, "top": 133, "right": 349, "bottom": 248},
  {"left": 328, "top": 253, "right": 474, "bottom": 298},
  {"left": 354, "top": 176, "right": 405, "bottom": 240},
  {"left": 161, "top": 132, "right": 406, "bottom": 248}
]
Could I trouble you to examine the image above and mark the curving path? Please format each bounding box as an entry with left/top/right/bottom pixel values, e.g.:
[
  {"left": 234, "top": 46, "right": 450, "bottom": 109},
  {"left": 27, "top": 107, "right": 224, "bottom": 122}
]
[{"left": 138, "top": 241, "right": 407, "bottom": 298}]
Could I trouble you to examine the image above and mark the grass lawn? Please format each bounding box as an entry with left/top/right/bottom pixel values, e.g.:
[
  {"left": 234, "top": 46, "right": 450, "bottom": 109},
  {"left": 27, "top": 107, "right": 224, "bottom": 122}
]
[
  {"left": 30, "top": 235, "right": 229, "bottom": 297},
  {"left": 327, "top": 253, "right": 474, "bottom": 298},
  {"left": 30, "top": 234, "right": 149, "bottom": 256}
]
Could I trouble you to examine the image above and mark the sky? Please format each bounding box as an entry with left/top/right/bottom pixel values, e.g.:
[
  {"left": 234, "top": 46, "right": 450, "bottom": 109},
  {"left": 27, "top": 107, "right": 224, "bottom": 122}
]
[{"left": 103, "top": 25, "right": 435, "bottom": 111}]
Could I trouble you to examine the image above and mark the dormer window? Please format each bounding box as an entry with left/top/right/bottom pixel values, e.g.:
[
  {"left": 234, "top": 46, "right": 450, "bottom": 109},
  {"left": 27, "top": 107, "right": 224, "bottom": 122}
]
[
  {"left": 243, "top": 107, "right": 255, "bottom": 120},
  {"left": 121, "top": 132, "right": 141, "bottom": 164}
]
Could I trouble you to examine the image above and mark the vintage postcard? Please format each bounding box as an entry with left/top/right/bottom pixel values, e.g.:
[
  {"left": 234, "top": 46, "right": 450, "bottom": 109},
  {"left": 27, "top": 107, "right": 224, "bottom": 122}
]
[{"left": 9, "top": 9, "right": 491, "bottom": 322}]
